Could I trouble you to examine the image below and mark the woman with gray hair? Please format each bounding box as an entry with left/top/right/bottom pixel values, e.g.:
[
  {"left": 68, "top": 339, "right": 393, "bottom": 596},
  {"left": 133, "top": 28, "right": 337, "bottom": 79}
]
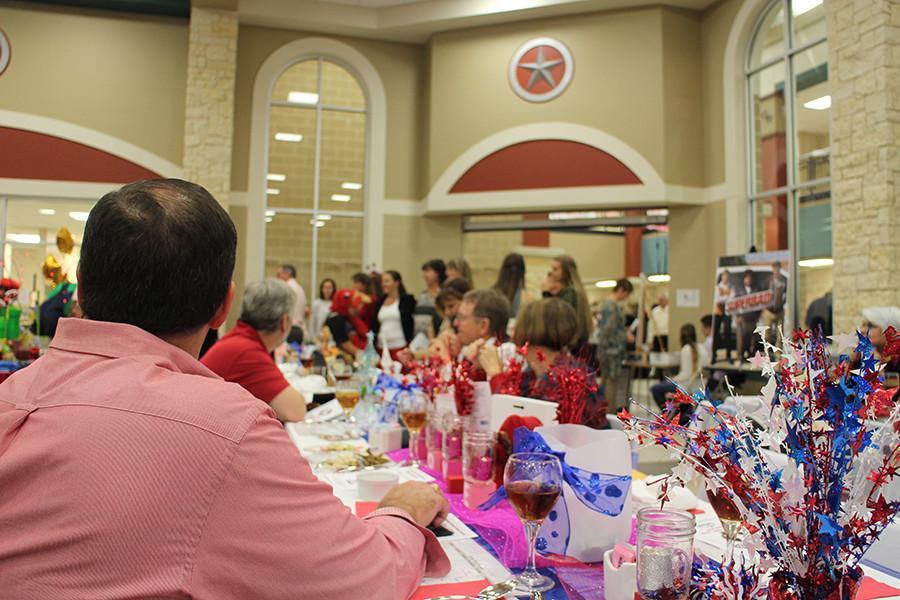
[{"left": 201, "top": 279, "right": 309, "bottom": 422}]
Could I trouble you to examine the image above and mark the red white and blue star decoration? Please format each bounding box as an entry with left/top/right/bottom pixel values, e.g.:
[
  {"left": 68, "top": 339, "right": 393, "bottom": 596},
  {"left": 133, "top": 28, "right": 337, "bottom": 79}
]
[{"left": 509, "top": 37, "right": 573, "bottom": 103}]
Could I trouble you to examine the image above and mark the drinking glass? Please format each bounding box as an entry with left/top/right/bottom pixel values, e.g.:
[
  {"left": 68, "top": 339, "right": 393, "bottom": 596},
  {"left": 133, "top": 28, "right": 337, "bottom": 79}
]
[
  {"left": 504, "top": 452, "right": 563, "bottom": 594},
  {"left": 334, "top": 376, "right": 361, "bottom": 422},
  {"left": 398, "top": 390, "right": 427, "bottom": 467},
  {"left": 636, "top": 507, "right": 695, "bottom": 600},
  {"left": 705, "top": 484, "right": 742, "bottom": 563},
  {"left": 463, "top": 431, "right": 496, "bottom": 509}
]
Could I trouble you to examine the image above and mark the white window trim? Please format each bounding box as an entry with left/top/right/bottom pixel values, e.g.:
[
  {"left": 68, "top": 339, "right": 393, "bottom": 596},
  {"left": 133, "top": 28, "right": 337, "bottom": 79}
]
[{"left": 247, "top": 37, "right": 387, "bottom": 284}]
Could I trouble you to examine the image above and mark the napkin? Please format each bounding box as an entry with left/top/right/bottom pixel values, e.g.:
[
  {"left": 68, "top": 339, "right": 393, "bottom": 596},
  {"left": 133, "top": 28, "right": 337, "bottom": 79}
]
[
  {"left": 410, "top": 579, "right": 489, "bottom": 600},
  {"left": 856, "top": 576, "right": 900, "bottom": 600}
]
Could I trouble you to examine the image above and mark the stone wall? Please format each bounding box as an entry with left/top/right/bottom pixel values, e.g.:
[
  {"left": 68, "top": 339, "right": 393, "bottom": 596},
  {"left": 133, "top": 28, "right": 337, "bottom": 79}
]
[
  {"left": 827, "top": 0, "right": 900, "bottom": 333},
  {"left": 182, "top": 7, "right": 238, "bottom": 203}
]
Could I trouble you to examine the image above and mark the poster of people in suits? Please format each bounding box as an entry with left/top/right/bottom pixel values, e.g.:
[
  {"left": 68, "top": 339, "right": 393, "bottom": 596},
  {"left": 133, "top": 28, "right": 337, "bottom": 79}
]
[{"left": 710, "top": 251, "right": 790, "bottom": 365}]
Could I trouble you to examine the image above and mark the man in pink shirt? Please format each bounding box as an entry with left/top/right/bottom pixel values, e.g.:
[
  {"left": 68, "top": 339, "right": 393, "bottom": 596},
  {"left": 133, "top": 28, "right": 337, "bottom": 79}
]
[{"left": 0, "top": 179, "right": 449, "bottom": 599}]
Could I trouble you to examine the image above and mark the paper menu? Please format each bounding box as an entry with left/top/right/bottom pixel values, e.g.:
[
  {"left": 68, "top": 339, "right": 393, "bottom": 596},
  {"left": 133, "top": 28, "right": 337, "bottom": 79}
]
[{"left": 420, "top": 538, "right": 510, "bottom": 588}]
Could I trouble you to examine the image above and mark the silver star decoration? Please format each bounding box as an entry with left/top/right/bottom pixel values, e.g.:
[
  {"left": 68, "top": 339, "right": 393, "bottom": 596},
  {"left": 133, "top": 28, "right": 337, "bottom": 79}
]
[
  {"left": 519, "top": 47, "right": 563, "bottom": 90},
  {"left": 829, "top": 332, "right": 858, "bottom": 351},
  {"left": 671, "top": 460, "right": 695, "bottom": 484}
]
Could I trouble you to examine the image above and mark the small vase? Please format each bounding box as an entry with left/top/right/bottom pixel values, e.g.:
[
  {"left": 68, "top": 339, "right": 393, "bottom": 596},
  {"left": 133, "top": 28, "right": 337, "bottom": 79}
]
[{"left": 442, "top": 415, "right": 466, "bottom": 493}]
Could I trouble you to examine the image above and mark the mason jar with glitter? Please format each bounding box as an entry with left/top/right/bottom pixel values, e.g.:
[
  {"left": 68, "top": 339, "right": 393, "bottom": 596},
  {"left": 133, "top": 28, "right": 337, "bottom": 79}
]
[{"left": 636, "top": 507, "right": 696, "bottom": 600}]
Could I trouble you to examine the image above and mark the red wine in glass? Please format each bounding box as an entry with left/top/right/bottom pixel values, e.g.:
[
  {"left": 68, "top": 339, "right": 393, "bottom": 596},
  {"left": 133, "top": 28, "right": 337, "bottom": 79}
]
[{"left": 506, "top": 480, "right": 561, "bottom": 522}]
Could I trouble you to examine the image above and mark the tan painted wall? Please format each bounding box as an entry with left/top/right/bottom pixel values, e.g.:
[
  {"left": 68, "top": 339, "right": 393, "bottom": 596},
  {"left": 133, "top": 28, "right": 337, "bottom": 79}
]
[
  {"left": 226, "top": 204, "right": 248, "bottom": 330},
  {"left": 382, "top": 214, "right": 463, "bottom": 289},
  {"left": 0, "top": 4, "right": 188, "bottom": 166},
  {"left": 231, "top": 25, "right": 427, "bottom": 200},
  {"left": 427, "top": 8, "right": 667, "bottom": 189},
  {"left": 700, "top": 0, "right": 743, "bottom": 187}
]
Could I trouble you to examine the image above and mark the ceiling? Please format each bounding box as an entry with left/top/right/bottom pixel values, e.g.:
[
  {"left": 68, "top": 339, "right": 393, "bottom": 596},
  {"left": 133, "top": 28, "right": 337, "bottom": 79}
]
[{"left": 239, "top": 0, "right": 722, "bottom": 43}]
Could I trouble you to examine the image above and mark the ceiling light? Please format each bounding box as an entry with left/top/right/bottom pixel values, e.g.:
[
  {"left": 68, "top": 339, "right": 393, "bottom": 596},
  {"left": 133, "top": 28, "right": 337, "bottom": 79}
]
[
  {"left": 594, "top": 280, "right": 617, "bottom": 289},
  {"left": 266, "top": 188, "right": 281, "bottom": 195},
  {"left": 6, "top": 233, "right": 41, "bottom": 244},
  {"left": 798, "top": 258, "right": 833, "bottom": 268},
  {"left": 274, "top": 132, "right": 303, "bottom": 143},
  {"left": 39, "top": 208, "right": 56, "bottom": 216},
  {"left": 265, "top": 210, "right": 276, "bottom": 217},
  {"left": 69, "top": 211, "right": 90, "bottom": 222},
  {"left": 648, "top": 274, "right": 671, "bottom": 283},
  {"left": 803, "top": 95, "right": 831, "bottom": 110},
  {"left": 792, "top": 0, "right": 823, "bottom": 16},
  {"left": 309, "top": 219, "right": 326, "bottom": 227},
  {"left": 316, "top": 214, "right": 333, "bottom": 221},
  {"left": 341, "top": 182, "right": 362, "bottom": 190},
  {"left": 288, "top": 91, "right": 319, "bottom": 105},
  {"left": 265, "top": 217, "right": 273, "bottom": 223},
  {"left": 267, "top": 173, "right": 286, "bottom": 182},
  {"left": 331, "top": 194, "right": 351, "bottom": 202}
]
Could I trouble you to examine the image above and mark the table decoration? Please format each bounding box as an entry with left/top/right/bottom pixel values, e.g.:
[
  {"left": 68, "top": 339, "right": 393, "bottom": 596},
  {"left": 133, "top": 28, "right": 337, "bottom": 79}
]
[{"left": 620, "top": 327, "right": 900, "bottom": 600}]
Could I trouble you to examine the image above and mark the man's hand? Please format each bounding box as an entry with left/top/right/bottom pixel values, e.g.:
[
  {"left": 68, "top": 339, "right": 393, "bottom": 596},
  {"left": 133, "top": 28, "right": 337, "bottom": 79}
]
[
  {"left": 379, "top": 482, "right": 450, "bottom": 528},
  {"left": 476, "top": 342, "right": 502, "bottom": 378}
]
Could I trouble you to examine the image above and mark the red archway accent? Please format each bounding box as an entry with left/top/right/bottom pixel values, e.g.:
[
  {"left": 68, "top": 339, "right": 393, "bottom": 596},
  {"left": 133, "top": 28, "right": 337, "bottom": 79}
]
[
  {"left": 0, "top": 127, "right": 161, "bottom": 183},
  {"left": 449, "top": 139, "right": 641, "bottom": 193}
]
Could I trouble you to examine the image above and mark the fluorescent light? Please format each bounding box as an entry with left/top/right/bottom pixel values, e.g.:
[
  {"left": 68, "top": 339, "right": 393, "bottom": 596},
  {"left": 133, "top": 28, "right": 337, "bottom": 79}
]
[
  {"left": 341, "top": 182, "right": 362, "bottom": 190},
  {"left": 6, "top": 233, "right": 41, "bottom": 244},
  {"left": 595, "top": 280, "right": 617, "bottom": 289},
  {"left": 309, "top": 219, "right": 326, "bottom": 227},
  {"left": 803, "top": 95, "right": 831, "bottom": 110},
  {"left": 648, "top": 274, "right": 671, "bottom": 283},
  {"left": 798, "top": 258, "right": 833, "bottom": 268},
  {"left": 265, "top": 217, "right": 273, "bottom": 223},
  {"left": 330, "top": 194, "right": 351, "bottom": 202},
  {"left": 316, "top": 214, "right": 333, "bottom": 221},
  {"left": 274, "top": 132, "right": 303, "bottom": 143},
  {"left": 287, "top": 91, "right": 319, "bottom": 105},
  {"left": 793, "top": 0, "right": 822, "bottom": 16},
  {"left": 266, "top": 188, "right": 281, "bottom": 195},
  {"left": 265, "top": 210, "right": 276, "bottom": 217},
  {"left": 267, "top": 173, "right": 286, "bottom": 182},
  {"left": 69, "top": 211, "right": 90, "bottom": 222},
  {"left": 39, "top": 208, "right": 56, "bottom": 216}
]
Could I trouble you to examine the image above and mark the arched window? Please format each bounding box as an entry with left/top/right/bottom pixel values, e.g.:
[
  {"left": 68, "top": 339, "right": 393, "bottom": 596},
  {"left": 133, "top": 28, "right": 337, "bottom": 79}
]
[
  {"left": 746, "top": 0, "right": 830, "bottom": 322},
  {"left": 265, "top": 57, "right": 367, "bottom": 295}
]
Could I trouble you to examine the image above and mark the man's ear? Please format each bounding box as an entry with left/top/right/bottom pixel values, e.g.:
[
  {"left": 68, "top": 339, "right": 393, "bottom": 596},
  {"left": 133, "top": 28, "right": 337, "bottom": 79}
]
[{"left": 209, "top": 281, "right": 236, "bottom": 330}]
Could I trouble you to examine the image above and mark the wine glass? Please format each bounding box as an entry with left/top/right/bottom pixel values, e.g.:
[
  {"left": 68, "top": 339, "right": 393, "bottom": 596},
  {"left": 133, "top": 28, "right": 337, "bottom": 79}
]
[
  {"left": 334, "top": 376, "right": 361, "bottom": 423},
  {"left": 504, "top": 452, "right": 563, "bottom": 594},
  {"left": 705, "top": 483, "right": 742, "bottom": 564},
  {"left": 398, "top": 390, "right": 427, "bottom": 467}
]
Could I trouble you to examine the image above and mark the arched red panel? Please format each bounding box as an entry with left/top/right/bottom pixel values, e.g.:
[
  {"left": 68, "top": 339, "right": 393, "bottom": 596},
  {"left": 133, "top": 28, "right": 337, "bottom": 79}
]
[
  {"left": 449, "top": 139, "right": 641, "bottom": 194},
  {"left": 0, "top": 127, "right": 161, "bottom": 183}
]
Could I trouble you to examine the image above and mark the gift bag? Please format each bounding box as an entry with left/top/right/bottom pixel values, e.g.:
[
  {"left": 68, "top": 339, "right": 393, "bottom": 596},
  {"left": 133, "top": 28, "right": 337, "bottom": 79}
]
[{"left": 534, "top": 424, "right": 633, "bottom": 563}]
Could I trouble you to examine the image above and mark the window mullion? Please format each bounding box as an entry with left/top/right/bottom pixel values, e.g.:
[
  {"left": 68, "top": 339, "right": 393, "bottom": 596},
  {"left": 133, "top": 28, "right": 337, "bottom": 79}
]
[{"left": 311, "top": 57, "right": 324, "bottom": 297}]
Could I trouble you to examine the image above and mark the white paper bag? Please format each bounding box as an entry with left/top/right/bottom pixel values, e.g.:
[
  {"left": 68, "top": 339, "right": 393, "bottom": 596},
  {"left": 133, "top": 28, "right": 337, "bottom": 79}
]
[{"left": 534, "top": 424, "right": 633, "bottom": 563}]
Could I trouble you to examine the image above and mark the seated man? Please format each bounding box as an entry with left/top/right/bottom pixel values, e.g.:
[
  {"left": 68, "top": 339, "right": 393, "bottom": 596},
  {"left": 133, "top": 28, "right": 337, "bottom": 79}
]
[
  {"left": 0, "top": 179, "right": 449, "bottom": 599},
  {"left": 201, "top": 278, "right": 308, "bottom": 422},
  {"left": 430, "top": 288, "right": 511, "bottom": 363}
]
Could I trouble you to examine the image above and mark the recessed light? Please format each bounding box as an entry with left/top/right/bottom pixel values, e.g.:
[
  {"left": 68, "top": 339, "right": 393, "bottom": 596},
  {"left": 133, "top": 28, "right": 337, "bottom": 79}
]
[
  {"left": 266, "top": 188, "right": 281, "bottom": 195},
  {"left": 6, "top": 233, "right": 41, "bottom": 244},
  {"left": 792, "top": 0, "right": 822, "bottom": 16},
  {"left": 798, "top": 258, "right": 833, "bottom": 268},
  {"left": 274, "top": 132, "right": 303, "bottom": 142},
  {"left": 287, "top": 91, "right": 319, "bottom": 106},
  {"left": 39, "top": 209, "right": 56, "bottom": 216},
  {"left": 265, "top": 217, "right": 273, "bottom": 223},
  {"left": 316, "top": 214, "right": 333, "bottom": 221},
  {"left": 69, "top": 211, "right": 90, "bottom": 222},
  {"left": 341, "top": 182, "right": 362, "bottom": 190},
  {"left": 265, "top": 210, "right": 276, "bottom": 217},
  {"left": 648, "top": 274, "right": 671, "bottom": 283},
  {"left": 309, "top": 219, "right": 326, "bottom": 227},
  {"left": 331, "top": 194, "right": 351, "bottom": 202},
  {"left": 803, "top": 95, "right": 831, "bottom": 110},
  {"left": 594, "top": 280, "right": 617, "bottom": 289},
  {"left": 267, "top": 173, "right": 286, "bottom": 182}
]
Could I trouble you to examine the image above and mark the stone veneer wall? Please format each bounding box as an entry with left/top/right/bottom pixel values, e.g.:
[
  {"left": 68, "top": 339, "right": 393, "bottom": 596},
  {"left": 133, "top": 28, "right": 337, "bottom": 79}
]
[
  {"left": 182, "top": 7, "right": 238, "bottom": 204},
  {"left": 827, "top": 0, "right": 900, "bottom": 333}
]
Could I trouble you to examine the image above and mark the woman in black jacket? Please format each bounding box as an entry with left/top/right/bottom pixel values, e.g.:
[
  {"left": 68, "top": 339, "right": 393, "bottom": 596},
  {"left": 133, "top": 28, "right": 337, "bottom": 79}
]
[{"left": 371, "top": 270, "right": 416, "bottom": 359}]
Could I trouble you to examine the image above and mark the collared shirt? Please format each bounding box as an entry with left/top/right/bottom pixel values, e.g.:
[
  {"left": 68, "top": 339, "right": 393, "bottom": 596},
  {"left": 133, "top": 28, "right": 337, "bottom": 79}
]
[
  {"left": 200, "top": 320, "right": 289, "bottom": 403},
  {"left": 0, "top": 318, "right": 448, "bottom": 599}
]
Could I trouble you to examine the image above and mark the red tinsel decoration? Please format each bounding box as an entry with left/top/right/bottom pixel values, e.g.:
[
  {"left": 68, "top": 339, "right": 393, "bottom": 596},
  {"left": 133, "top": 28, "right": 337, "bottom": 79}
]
[
  {"left": 532, "top": 354, "right": 597, "bottom": 425},
  {"left": 883, "top": 326, "right": 900, "bottom": 363}
]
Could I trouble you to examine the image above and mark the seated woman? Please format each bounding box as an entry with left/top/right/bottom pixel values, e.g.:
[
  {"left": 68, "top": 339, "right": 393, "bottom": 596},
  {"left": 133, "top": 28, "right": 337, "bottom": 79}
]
[
  {"left": 371, "top": 270, "right": 416, "bottom": 360},
  {"left": 650, "top": 323, "right": 708, "bottom": 410},
  {"left": 476, "top": 298, "right": 609, "bottom": 429},
  {"left": 325, "top": 288, "right": 372, "bottom": 358}
]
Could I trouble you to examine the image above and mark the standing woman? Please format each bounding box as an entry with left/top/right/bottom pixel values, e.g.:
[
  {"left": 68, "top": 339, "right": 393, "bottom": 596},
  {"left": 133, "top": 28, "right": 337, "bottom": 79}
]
[
  {"left": 371, "top": 270, "right": 416, "bottom": 360},
  {"left": 415, "top": 259, "right": 446, "bottom": 338},
  {"left": 310, "top": 278, "right": 336, "bottom": 340},
  {"left": 492, "top": 253, "right": 532, "bottom": 317},
  {"left": 541, "top": 255, "right": 593, "bottom": 351},
  {"left": 446, "top": 258, "right": 475, "bottom": 289}
]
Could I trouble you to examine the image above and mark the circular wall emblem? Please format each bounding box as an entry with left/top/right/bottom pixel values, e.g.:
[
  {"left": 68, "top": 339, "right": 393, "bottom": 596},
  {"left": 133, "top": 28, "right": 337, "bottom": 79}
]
[
  {"left": 0, "top": 28, "right": 9, "bottom": 77},
  {"left": 509, "top": 37, "right": 573, "bottom": 103}
]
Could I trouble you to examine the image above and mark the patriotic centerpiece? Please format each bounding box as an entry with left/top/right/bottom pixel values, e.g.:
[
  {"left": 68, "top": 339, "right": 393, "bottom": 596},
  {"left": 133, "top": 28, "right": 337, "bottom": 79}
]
[{"left": 620, "top": 327, "right": 900, "bottom": 599}]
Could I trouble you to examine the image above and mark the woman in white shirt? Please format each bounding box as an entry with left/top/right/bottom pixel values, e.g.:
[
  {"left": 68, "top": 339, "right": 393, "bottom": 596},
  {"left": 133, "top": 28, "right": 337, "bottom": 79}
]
[
  {"left": 310, "top": 278, "right": 336, "bottom": 340},
  {"left": 371, "top": 270, "right": 416, "bottom": 359},
  {"left": 651, "top": 323, "right": 708, "bottom": 410}
]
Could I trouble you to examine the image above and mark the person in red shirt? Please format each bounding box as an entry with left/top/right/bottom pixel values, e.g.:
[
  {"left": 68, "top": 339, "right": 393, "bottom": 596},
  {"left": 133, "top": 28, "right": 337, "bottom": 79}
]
[{"left": 202, "top": 278, "right": 309, "bottom": 422}]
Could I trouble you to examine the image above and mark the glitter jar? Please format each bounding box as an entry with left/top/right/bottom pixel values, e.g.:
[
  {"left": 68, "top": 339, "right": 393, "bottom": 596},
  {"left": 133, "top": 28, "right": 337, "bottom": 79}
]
[{"left": 636, "top": 507, "right": 695, "bottom": 600}]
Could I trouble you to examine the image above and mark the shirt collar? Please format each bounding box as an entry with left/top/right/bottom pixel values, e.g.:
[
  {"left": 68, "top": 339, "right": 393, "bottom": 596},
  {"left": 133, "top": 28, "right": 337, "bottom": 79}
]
[{"left": 50, "top": 318, "right": 220, "bottom": 379}]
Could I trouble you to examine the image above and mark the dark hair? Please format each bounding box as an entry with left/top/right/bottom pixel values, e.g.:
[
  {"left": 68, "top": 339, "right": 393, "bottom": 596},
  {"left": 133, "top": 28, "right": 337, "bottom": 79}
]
[
  {"left": 319, "top": 278, "right": 337, "bottom": 300},
  {"left": 614, "top": 278, "right": 634, "bottom": 294},
  {"left": 462, "top": 289, "right": 510, "bottom": 339},
  {"left": 383, "top": 270, "right": 408, "bottom": 296},
  {"left": 493, "top": 253, "right": 525, "bottom": 305},
  {"left": 280, "top": 264, "right": 297, "bottom": 279},
  {"left": 352, "top": 271, "right": 376, "bottom": 297},
  {"left": 513, "top": 298, "right": 578, "bottom": 351},
  {"left": 79, "top": 179, "right": 236, "bottom": 336},
  {"left": 743, "top": 269, "right": 754, "bottom": 280},
  {"left": 436, "top": 277, "right": 472, "bottom": 312},
  {"left": 421, "top": 259, "right": 447, "bottom": 285},
  {"left": 718, "top": 270, "right": 730, "bottom": 283},
  {"left": 700, "top": 314, "right": 713, "bottom": 328},
  {"left": 773, "top": 261, "right": 782, "bottom": 269},
  {"left": 446, "top": 258, "right": 474, "bottom": 287}
]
